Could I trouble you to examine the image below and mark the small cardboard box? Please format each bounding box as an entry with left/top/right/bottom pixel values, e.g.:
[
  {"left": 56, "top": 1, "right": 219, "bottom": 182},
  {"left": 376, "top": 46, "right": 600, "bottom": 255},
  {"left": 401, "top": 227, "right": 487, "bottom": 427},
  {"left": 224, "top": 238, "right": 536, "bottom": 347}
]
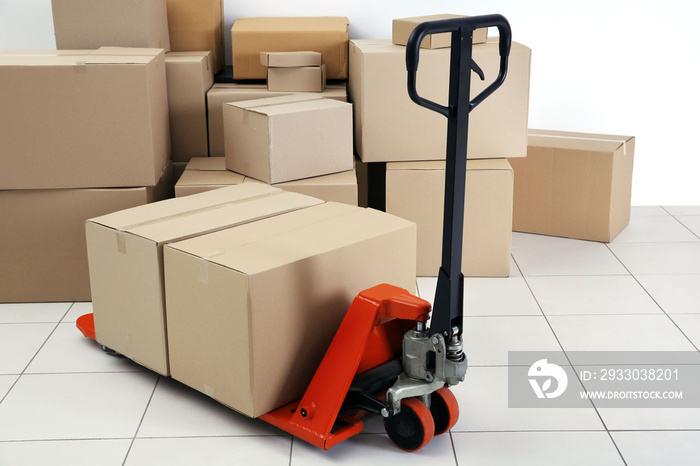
[
  {"left": 206, "top": 83, "right": 347, "bottom": 157},
  {"left": 231, "top": 17, "right": 349, "bottom": 80},
  {"left": 0, "top": 165, "right": 173, "bottom": 303},
  {"left": 349, "top": 38, "right": 531, "bottom": 162},
  {"left": 260, "top": 51, "right": 322, "bottom": 67},
  {"left": 164, "top": 202, "right": 417, "bottom": 417},
  {"left": 175, "top": 157, "right": 358, "bottom": 205},
  {"left": 165, "top": 51, "right": 215, "bottom": 162},
  {"left": 85, "top": 184, "right": 323, "bottom": 375},
  {"left": 267, "top": 65, "right": 326, "bottom": 92},
  {"left": 166, "top": 0, "right": 225, "bottom": 72},
  {"left": 0, "top": 47, "right": 170, "bottom": 189},
  {"left": 392, "top": 14, "right": 488, "bottom": 49},
  {"left": 510, "top": 130, "right": 635, "bottom": 242},
  {"left": 223, "top": 95, "right": 354, "bottom": 184},
  {"left": 386, "top": 159, "right": 513, "bottom": 277},
  {"left": 52, "top": 0, "right": 170, "bottom": 51}
]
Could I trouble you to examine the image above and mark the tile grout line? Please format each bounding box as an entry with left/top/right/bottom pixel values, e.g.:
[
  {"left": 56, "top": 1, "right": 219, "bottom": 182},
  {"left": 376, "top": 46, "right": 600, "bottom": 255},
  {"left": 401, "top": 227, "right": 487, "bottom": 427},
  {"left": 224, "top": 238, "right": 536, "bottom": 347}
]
[
  {"left": 604, "top": 244, "right": 700, "bottom": 353},
  {"left": 121, "top": 375, "right": 162, "bottom": 466},
  {"left": 511, "top": 253, "right": 630, "bottom": 466}
]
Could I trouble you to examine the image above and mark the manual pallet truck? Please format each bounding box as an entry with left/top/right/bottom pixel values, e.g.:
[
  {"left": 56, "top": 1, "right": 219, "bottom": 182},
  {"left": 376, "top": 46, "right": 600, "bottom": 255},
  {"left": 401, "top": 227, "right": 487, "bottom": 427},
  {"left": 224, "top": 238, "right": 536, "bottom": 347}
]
[{"left": 77, "top": 14, "right": 511, "bottom": 452}]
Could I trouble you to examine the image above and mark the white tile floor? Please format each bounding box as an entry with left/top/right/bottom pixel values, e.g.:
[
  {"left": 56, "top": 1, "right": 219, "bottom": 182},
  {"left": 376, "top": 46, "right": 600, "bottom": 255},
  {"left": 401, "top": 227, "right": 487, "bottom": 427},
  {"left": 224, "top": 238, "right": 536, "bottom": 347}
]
[{"left": 1, "top": 206, "right": 699, "bottom": 465}]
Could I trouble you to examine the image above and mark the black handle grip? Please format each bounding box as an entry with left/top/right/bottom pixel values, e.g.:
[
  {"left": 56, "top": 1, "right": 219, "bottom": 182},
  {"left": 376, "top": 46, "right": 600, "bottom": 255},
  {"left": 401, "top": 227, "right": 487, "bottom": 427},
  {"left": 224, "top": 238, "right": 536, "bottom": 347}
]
[{"left": 405, "top": 14, "right": 512, "bottom": 117}]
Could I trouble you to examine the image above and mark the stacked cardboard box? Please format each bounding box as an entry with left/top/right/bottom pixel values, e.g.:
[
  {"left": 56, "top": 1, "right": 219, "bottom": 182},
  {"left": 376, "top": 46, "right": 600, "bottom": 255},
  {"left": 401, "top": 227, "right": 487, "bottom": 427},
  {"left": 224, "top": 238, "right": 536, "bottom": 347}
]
[
  {"left": 261, "top": 51, "right": 326, "bottom": 92},
  {"left": 0, "top": 47, "right": 173, "bottom": 302},
  {"left": 175, "top": 157, "right": 359, "bottom": 206},
  {"left": 349, "top": 15, "right": 532, "bottom": 277}
]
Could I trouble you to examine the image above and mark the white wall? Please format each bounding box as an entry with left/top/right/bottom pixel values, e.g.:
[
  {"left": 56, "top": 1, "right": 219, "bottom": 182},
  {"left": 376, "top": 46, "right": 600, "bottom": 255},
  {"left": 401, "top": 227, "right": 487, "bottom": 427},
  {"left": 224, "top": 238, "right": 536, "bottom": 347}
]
[{"left": 1, "top": 0, "right": 699, "bottom": 205}]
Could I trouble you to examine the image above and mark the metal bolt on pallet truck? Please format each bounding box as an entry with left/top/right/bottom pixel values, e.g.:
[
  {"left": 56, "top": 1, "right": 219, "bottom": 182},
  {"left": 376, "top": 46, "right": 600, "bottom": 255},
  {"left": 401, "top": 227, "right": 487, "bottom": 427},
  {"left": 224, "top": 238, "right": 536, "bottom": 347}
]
[{"left": 77, "top": 14, "right": 511, "bottom": 452}]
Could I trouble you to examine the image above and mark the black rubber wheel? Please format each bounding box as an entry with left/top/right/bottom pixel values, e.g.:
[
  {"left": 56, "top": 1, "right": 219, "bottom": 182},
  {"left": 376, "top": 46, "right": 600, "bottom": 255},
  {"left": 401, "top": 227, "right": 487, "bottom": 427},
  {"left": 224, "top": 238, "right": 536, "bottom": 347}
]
[
  {"left": 384, "top": 397, "right": 435, "bottom": 452},
  {"left": 430, "top": 387, "right": 459, "bottom": 435}
]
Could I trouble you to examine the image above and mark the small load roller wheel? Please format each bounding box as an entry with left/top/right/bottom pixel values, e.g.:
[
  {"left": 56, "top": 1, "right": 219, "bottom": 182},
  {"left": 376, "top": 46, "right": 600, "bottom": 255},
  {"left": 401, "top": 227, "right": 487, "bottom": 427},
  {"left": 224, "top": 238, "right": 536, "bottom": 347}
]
[{"left": 383, "top": 397, "right": 435, "bottom": 452}]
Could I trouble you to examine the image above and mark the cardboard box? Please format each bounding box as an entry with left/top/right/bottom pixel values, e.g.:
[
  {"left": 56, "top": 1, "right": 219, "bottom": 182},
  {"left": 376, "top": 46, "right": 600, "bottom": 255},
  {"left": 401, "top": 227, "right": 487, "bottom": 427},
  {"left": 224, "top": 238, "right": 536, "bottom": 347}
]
[
  {"left": 231, "top": 17, "right": 349, "bottom": 80},
  {"left": 267, "top": 65, "right": 326, "bottom": 92},
  {"left": 349, "top": 38, "right": 531, "bottom": 162},
  {"left": 0, "top": 165, "right": 173, "bottom": 303},
  {"left": 85, "top": 184, "right": 323, "bottom": 375},
  {"left": 223, "top": 95, "right": 353, "bottom": 184},
  {"left": 260, "top": 51, "right": 322, "bottom": 67},
  {"left": 386, "top": 159, "right": 513, "bottom": 277},
  {"left": 166, "top": 0, "right": 225, "bottom": 72},
  {"left": 52, "top": 0, "right": 170, "bottom": 51},
  {"left": 0, "top": 48, "right": 170, "bottom": 190},
  {"left": 392, "top": 14, "right": 488, "bottom": 49},
  {"left": 175, "top": 157, "right": 358, "bottom": 205},
  {"left": 510, "top": 130, "right": 635, "bottom": 242},
  {"left": 165, "top": 51, "right": 215, "bottom": 162},
  {"left": 164, "top": 202, "right": 417, "bottom": 417},
  {"left": 206, "top": 83, "right": 347, "bottom": 157}
]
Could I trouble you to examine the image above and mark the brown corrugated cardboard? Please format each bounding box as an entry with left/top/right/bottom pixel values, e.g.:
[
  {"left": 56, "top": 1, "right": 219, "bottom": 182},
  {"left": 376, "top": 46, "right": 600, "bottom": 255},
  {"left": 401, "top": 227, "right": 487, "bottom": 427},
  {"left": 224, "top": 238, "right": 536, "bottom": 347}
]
[
  {"left": 260, "top": 51, "right": 322, "bottom": 67},
  {"left": 231, "top": 17, "right": 349, "bottom": 80},
  {"left": 267, "top": 65, "right": 326, "bottom": 92},
  {"left": 392, "top": 14, "right": 488, "bottom": 49},
  {"left": 85, "top": 184, "right": 323, "bottom": 375},
  {"left": 175, "top": 157, "right": 358, "bottom": 204},
  {"left": 349, "top": 38, "right": 530, "bottom": 162},
  {"left": 166, "top": 0, "right": 224, "bottom": 72},
  {"left": 0, "top": 165, "right": 173, "bottom": 303},
  {"left": 510, "top": 129, "right": 635, "bottom": 242},
  {"left": 386, "top": 159, "right": 513, "bottom": 277},
  {"left": 164, "top": 202, "right": 417, "bottom": 417},
  {"left": 223, "top": 95, "right": 353, "bottom": 184},
  {"left": 52, "top": 0, "right": 170, "bottom": 51},
  {"left": 206, "top": 83, "right": 347, "bottom": 157},
  {"left": 0, "top": 47, "right": 170, "bottom": 189},
  {"left": 165, "top": 51, "right": 215, "bottom": 162}
]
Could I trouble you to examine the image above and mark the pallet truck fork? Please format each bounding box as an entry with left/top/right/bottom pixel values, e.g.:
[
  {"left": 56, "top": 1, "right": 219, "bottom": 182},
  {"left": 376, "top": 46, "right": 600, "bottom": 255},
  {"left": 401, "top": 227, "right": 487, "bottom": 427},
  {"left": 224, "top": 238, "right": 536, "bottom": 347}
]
[{"left": 77, "top": 14, "right": 511, "bottom": 453}]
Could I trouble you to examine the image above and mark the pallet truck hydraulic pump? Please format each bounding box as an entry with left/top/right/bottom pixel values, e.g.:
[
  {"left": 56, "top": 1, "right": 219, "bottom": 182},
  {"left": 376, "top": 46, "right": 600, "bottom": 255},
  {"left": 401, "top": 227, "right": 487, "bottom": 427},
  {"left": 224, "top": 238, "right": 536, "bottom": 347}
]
[
  {"left": 260, "top": 14, "right": 512, "bottom": 451},
  {"left": 76, "top": 13, "right": 512, "bottom": 453}
]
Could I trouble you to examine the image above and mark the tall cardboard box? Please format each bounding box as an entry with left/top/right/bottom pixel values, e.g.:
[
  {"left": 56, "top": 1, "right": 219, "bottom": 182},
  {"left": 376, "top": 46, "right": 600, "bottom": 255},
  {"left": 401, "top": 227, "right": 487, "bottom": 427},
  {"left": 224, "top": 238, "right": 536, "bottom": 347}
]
[
  {"left": 164, "top": 202, "right": 417, "bottom": 417},
  {"left": 349, "top": 38, "right": 531, "bottom": 162},
  {"left": 52, "top": 0, "right": 170, "bottom": 51},
  {"left": 0, "top": 166, "right": 173, "bottom": 303},
  {"left": 206, "top": 83, "right": 347, "bottom": 157},
  {"left": 165, "top": 51, "right": 215, "bottom": 162},
  {"left": 510, "top": 129, "right": 635, "bottom": 242},
  {"left": 85, "top": 184, "right": 323, "bottom": 375},
  {"left": 0, "top": 48, "right": 170, "bottom": 189},
  {"left": 231, "top": 17, "right": 349, "bottom": 80},
  {"left": 175, "top": 156, "right": 358, "bottom": 205},
  {"left": 223, "top": 95, "right": 353, "bottom": 184},
  {"left": 386, "top": 159, "right": 514, "bottom": 277},
  {"left": 166, "top": 0, "right": 225, "bottom": 72}
]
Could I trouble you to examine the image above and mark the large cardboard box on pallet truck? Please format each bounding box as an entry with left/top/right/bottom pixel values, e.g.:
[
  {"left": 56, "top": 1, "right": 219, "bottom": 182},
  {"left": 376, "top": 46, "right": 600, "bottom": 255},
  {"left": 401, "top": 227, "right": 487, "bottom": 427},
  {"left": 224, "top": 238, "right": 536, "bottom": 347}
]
[
  {"left": 349, "top": 38, "right": 531, "bottom": 162},
  {"left": 386, "top": 159, "right": 514, "bottom": 277},
  {"left": 0, "top": 47, "right": 170, "bottom": 190},
  {"left": 175, "top": 156, "right": 359, "bottom": 205},
  {"left": 0, "top": 165, "right": 173, "bottom": 303},
  {"left": 206, "top": 83, "right": 347, "bottom": 157},
  {"left": 85, "top": 184, "right": 323, "bottom": 375},
  {"left": 164, "top": 202, "right": 418, "bottom": 417},
  {"left": 510, "top": 129, "right": 635, "bottom": 242}
]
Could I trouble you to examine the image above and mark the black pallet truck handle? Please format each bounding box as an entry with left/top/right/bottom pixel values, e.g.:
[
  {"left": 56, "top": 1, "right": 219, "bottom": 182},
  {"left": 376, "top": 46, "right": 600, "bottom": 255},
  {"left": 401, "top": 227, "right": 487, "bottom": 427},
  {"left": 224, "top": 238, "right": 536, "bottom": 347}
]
[{"left": 405, "top": 15, "right": 512, "bottom": 340}]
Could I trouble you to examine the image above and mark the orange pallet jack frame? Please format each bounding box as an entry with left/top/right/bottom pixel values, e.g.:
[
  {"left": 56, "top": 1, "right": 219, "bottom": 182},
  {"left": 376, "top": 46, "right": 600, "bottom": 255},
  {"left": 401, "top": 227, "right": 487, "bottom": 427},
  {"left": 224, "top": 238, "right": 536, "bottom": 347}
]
[{"left": 77, "top": 15, "right": 512, "bottom": 452}]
